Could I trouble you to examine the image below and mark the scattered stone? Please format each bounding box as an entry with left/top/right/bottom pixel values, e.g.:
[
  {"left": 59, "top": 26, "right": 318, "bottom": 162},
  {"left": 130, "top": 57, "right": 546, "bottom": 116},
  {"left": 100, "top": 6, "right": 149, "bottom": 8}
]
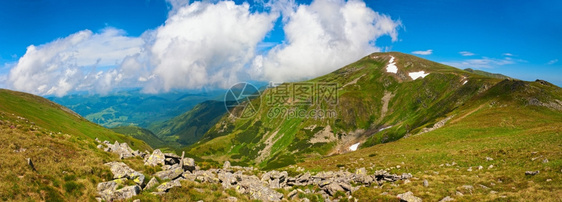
[
  {"left": 97, "top": 181, "right": 118, "bottom": 193},
  {"left": 485, "top": 157, "right": 493, "bottom": 161},
  {"left": 397, "top": 191, "right": 422, "bottom": 202},
  {"left": 156, "top": 178, "right": 182, "bottom": 192},
  {"left": 423, "top": 179, "right": 429, "bottom": 187},
  {"left": 525, "top": 171, "right": 539, "bottom": 176},
  {"left": 546, "top": 179, "right": 552, "bottom": 182},
  {"left": 455, "top": 191, "right": 463, "bottom": 196},
  {"left": 144, "top": 149, "right": 166, "bottom": 166},
  {"left": 100, "top": 185, "right": 141, "bottom": 201},
  {"left": 223, "top": 160, "right": 231, "bottom": 170},
  {"left": 26, "top": 158, "right": 36, "bottom": 172},
  {"left": 226, "top": 196, "right": 238, "bottom": 202},
  {"left": 479, "top": 184, "right": 490, "bottom": 189},
  {"left": 467, "top": 167, "right": 472, "bottom": 172},
  {"left": 288, "top": 189, "right": 298, "bottom": 199},
  {"left": 154, "top": 164, "right": 183, "bottom": 180},
  {"left": 478, "top": 166, "right": 483, "bottom": 170},
  {"left": 144, "top": 177, "right": 159, "bottom": 190},
  {"left": 543, "top": 159, "right": 549, "bottom": 163},
  {"left": 439, "top": 196, "right": 454, "bottom": 202},
  {"left": 488, "top": 165, "right": 494, "bottom": 169},
  {"left": 490, "top": 191, "right": 498, "bottom": 194},
  {"left": 105, "top": 162, "right": 145, "bottom": 185}
]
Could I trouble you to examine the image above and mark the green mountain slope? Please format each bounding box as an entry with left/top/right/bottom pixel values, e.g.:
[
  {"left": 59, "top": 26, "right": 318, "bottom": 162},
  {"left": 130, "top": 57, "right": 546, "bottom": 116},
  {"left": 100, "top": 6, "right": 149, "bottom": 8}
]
[
  {"left": 110, "top": 125, "right": 173, "bottom": 149},
  {"left": 0, "top": 89, "right": 152, "bottom": 201},
  {"left": 464, "top": 68, "right": 511, "bottom": 79},
  {"left": 299, "top": 79, "right": 562, "bottom": 200},
  {"left": 185, "top": 52, "right": 562, "bottom": 170},
  {"left": 149, "top": 100, "right": 229, "bottom": 146}
]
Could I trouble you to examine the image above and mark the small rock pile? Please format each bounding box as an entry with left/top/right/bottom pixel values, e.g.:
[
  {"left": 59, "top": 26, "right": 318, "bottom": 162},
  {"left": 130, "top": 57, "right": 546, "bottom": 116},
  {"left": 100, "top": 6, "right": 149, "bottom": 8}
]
[
  {"left": 96, "top": 138, "right": 147, "bottom": 159},
  {"left": 95, "top": 141, "right": 414, "bottom": 201}
]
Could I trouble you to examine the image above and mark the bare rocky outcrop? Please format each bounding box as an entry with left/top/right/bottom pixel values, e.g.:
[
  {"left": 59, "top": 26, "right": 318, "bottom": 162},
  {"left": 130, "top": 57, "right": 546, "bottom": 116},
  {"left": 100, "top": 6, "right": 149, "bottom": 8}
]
[
  {"left": 101, "top": 141, "right": 146, "bottom": 159},
  {"left": 398, "top": 191, "right": 422, "bottom": 202},
  {"left": 144, "top": 149, "right": 166, "bottom": 166},
  {"left": 96, "top": 140, "right": 414, "bottom": 201},
  {"left": 309, "top": 125, "right": 337, "bottom": 144}
]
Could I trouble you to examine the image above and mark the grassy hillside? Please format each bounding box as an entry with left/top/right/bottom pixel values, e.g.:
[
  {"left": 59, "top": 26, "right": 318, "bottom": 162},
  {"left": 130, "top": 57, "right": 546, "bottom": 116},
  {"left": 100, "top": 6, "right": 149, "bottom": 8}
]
[
  {"left": 298, "top": 80, "right": 562, "bottom": 200},
  {"left": 111, "top": 125, "right": 174, "bottom": 149},
  {"left": 464, "top": 68, "right": 511, "bottom": 79},
  {"left": 0, "top": 89, "right": 152, "bottom": 201},
  {"left": 149, "top": 100, "right": 229, "bottom": 146},
  {"left": 185, "top": 52, "right": 562, "bottom": 171}
]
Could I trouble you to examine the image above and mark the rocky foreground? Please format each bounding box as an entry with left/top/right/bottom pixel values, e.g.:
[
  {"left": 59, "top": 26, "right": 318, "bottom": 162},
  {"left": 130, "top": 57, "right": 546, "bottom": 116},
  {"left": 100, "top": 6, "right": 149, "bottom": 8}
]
[{"left": 94, "top": 139, "right": 420, "bottom": 201}]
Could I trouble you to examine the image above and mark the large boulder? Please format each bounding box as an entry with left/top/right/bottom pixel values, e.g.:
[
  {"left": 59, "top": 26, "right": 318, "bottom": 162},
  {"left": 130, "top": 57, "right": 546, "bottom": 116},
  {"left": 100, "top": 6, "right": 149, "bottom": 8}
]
[
  {"left": 144, "top": 177, "right": 159, "bottom": 190},
  {"left": 144, "top": 149, "right": 166, "bottom": 166},
  {"left": 105, "top": 162, "right": 145, "bottom": 185},
  {"left": 154, "top": 164, "right": 184, "bottom": 180},
  {"left": 182, "top": 157, "right": 196, "bottom": 171},
  {"left": 238, "top": 177, "right": 283, "bottom": 201},
  {"left": 397, "top": 191, "right": 422, "bottom": 202},
  {"left": 99, "top": 185, "right": 141, "bottom": 201},
  {"left": 156, "top": 178, "right": 182, "bottom": 192},
  {"left": 104, "top": 141, "right": 137, "bottom": 159}
]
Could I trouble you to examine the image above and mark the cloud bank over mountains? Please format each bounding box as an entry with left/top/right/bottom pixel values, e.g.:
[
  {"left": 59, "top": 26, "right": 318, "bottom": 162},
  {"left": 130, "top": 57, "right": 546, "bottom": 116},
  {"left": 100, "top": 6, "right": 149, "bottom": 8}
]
[{"left": 5, "top": 0, "right": 402, "bottom": 96}]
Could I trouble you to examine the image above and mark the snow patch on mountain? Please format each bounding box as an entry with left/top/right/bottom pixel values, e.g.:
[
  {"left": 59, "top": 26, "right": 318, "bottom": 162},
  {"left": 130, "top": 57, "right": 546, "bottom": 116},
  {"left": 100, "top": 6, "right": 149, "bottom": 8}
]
[
  {"left": 409, "top": 71, "right": 429, "bottom": 80},
  {"left": 386, "top": 56, "right": 398, "bottom": 73}
]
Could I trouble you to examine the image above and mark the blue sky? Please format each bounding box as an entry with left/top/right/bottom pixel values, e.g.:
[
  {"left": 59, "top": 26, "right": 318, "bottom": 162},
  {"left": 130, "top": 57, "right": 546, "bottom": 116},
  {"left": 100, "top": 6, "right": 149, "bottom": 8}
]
[{"left": 0, "top": 0, "right": 560, "bottom": 96}]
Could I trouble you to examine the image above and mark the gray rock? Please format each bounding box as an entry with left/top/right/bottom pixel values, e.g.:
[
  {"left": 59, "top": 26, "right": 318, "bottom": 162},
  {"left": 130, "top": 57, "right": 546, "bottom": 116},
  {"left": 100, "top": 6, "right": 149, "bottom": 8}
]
[
  {"left": 401, "top": 173, "right": 413, "bottom": 179},
  {"left": 525, "top": 171, "right": 540, "bottom": 176},
  {"left": 154, "top": 164, "right": 184, "bottom": 180},
  {"left": 462, "top": 185, "right": 474, "bottom": 190},
  {"left": 156, "top": 178, "right": 182, "bottom": 192},
  {"left": 323, "top": 182, "right": 345, "bottom": 196},
  {"left": 144, "top": 149, "right": 166, "bottom": 166},
  {"left": 223, "top": 160, "right": 231, "bottom": 170},
  {"left": 100, "top": 185, "right": 141, "bottom": 201},
  {"left": 423, "top": 179, "right": 429, "bottom": 187},
  {"left": 439, "top": 196, "right": 454, "bottom": 202},
  {"left": 105, "top": 141, "right": 137, "bottom": 159},
  {"left": 288, "top": 189, "right": 298, "bottom": 199},
  {"left": 397, "top": 191, "right": 422, "bottom": 202},
  {"left": 105, "top": 162, "right": 145, "bottom": 185},
  {"left": 485, "top": 157, "right": 493, "bottom": 161},
  {"left": 355, "top": 167, "right": 367, "bottom": 175},
  {"left": 218, "top": 172, "right": 237, "bottom": 188},
  {"left": 226, "top": 196, "right": 238, "bottom": 202},
  {"left": 183, "top": 157, "right": 196, "bottom": 171},
  {"left": 144, "top": 177, "right": 159, "bottom": 190},
  {"left": 97, "top": 181, "right": 118, "bottom": 192},
  {"left": 236, "top": 175, "right": 283, "bottom": 201}
]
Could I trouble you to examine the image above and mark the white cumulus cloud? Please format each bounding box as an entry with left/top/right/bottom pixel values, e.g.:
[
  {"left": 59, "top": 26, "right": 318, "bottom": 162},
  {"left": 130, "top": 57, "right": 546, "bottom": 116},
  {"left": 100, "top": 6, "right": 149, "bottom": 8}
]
[
  {"left": 144, "top": 1, "right": 278, "bottom": 92},
  {"left": 547, "top": 59, "right": 558, "bottom": 65},
  {"left": 411, "top": 49, "right": 433, "bottom": 55},
  {"left": 253, "top": 0, "right": 402, "bottom": 82},
  {"left": 4, "top": 0, "right": 403, "bottom": 96},
  {"left": 8, "top": 28, "right": 143, "bottom": 96}
]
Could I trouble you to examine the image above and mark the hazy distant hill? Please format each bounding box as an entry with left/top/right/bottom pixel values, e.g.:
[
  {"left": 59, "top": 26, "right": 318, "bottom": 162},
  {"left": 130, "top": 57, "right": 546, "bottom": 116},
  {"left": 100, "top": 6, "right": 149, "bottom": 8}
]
[{"left": 48, "top": 89, "right": 224, "bottom": 128}]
